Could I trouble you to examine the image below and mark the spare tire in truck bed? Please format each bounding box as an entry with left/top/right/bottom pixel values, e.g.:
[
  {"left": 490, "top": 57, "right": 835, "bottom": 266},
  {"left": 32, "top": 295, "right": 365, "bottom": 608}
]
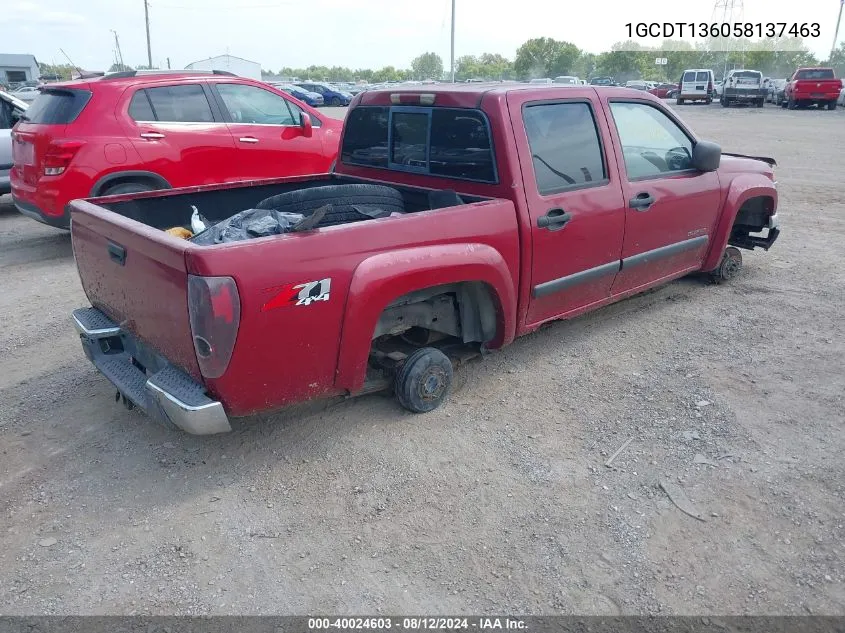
[{"left": 256, "top": 184, "right": 405, "bottom": 228}]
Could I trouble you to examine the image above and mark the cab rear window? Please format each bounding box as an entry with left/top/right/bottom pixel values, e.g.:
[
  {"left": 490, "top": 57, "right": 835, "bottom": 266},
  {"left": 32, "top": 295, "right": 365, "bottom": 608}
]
[
  {"left": 22, "top": 89, "right": 92, "bottom": 124},
  {"left": 795, "top": 69, "right": 835, "bottom": 80},
  {"left": 341, "top": 105, "right": 497, "bottom": 183}
]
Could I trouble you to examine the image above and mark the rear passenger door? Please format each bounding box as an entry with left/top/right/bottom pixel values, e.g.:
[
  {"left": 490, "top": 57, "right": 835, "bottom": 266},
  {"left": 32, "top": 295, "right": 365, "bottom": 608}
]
[
  {"left": 122, "top": 83, "right": 236, "bottom": 186},
  {"left": 507, "top": 91, "right": 627, "bottom": 325},
  {"left": 209, "top": 82, "right": 330, "bottom": 179}
]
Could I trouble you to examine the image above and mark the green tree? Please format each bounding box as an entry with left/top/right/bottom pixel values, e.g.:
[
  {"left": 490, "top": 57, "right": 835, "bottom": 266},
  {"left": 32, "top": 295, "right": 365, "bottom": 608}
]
[
  {"left": 410, "top": 52, "right": 444, "bottom": 80},
  {"left": 515, "top": 37, "right": 580, "bottom": 79},
  {"left": 455, "top": 55, "right": 481, "bottom": 80},
  {"left": 108, "top": 63, "right": 133, "bottom": 73},
  {"left": 38, "top": 63, "right": 76, "bottom": 80},
  {"left": 828, "top": 42, "right": 845, "bottom": 77}
]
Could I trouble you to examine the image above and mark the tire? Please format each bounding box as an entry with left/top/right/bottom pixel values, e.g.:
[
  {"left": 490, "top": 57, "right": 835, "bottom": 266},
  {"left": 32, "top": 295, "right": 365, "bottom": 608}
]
[
  {"left": 720, "top": 97, "right": 728, "bottom": 107},
  {"left": 394, "top": 347, "right": 453, "bottom": 413},
  {"left": 255, "top": 183, "right": 405, "bottom": 228},
  {"left": 100, "top": 181, "right": 156, "bottom": 196},
  {"left": 827, "top": 100, "right": 837, "bottom": 111},
  {"left": 676, "top": 98, "right": 684, "bottom": 105},
  {"left": 787, "top": 96, "right": 796, "bottom": 110},
  {"left": 711, "top": 246, "right": 743, "bottom": 283},
  {"left": 757, "top": 99, "right": 764, "bottom": 108},
  {"left": 705, "top": 97, "right": 712, "bottom": 105},
  {"left": 330, "top": 96, "right": 341, "bottom": 106}
]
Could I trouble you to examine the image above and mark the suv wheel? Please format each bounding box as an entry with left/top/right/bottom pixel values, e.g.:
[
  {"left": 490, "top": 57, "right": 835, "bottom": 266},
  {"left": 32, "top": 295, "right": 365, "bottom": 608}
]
[{"left": 330, "top": 96, "right": 341, "bottom": 106}]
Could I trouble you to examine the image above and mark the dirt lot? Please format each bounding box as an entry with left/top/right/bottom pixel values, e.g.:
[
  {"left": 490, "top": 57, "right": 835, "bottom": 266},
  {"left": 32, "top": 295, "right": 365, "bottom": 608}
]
[{"left": 0, "top": 103, "right": 843, "bottom": 616}]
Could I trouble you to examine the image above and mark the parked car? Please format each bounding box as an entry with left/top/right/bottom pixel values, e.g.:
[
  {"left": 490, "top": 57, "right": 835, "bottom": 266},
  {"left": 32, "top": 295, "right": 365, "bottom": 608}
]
[
  {"left": 720, "top": 69, "right": 765, "bottom": 107},
  {"left": 11, "top": 85, "right": 41, "bottom": 102},
  {"left": 625, "top": 80, "right": 649, "bottom": 91},
  {"left": 296, "top": 82, "right": 352, "bottom": 106},
  {"left": 648, "top": 83, "right": 678, "bottom": 98},
  {"left": 767, "top": 78, "right": 787, "bottom": 103},
  {"left": 782, "top": 68, "right": 842, "bottom": 110},
  {"left": 0, "top": 90, "right": 28, "bottom": 194},
  {"left": 589, "top": 76, "right": 615, "bottom": 86},
  {"left": 553, "top": 76, "right": 580, "bottom": 85},
  {"left": 676, "top": 69, "right": 715, "bottom": 104},
  {"left": 528, "top": 78, "right": 553, "bottom": 84},
  {"left": 712, "top": 80, "right": 724, "bottom": 97},
  {"left": 67, "top": 83, "right": 780, "bottom": 434},
  {"left": 271, "top": 82, "right": 324, "bottom": 107},
  {"left": 10, "top": 70, "right": 342, "bottom": 229},
  {"left": 838, "top": 86, "right": 845, "bottom": 106}
]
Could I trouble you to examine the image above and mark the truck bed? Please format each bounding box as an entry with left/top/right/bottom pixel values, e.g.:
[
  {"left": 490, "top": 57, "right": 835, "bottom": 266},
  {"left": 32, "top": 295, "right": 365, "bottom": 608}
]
[
  {"left": 69, "top": 173, "right": 519, "bottom": 428},
  {"left": 93, "top": 174, "right": 488, "bottom": 230}
]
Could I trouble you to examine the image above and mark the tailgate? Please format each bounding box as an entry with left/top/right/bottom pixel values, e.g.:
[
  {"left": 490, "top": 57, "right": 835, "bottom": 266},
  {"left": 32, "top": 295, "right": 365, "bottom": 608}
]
[
  {"left": 795, "top": 80, "right": 841, "bottom": 95},
  {"left": 70, "top": 199, "right": 201, "bottom": 379}
]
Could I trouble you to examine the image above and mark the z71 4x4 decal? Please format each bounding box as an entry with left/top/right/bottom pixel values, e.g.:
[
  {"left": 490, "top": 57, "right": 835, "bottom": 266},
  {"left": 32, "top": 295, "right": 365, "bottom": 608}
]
[{"left": 261, "top": 278, "right": 331, "bottom": 312}]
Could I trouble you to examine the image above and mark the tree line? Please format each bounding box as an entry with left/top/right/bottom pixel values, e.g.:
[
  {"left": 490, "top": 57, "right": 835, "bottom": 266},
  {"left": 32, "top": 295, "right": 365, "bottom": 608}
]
[{"left": 38, "top": 38, "right": 845, "bottom": 85}]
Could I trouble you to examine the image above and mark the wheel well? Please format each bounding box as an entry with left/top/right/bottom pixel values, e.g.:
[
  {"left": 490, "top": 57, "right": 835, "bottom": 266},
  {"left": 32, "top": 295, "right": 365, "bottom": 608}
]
[
  {"left": 733, "top": 196, "right": 775, "bottom": 232},
  {"left": 372, "top": 282, "right": 499, "bottom": 345},
  {"left": 91, "top": 171, "right": 170, "bottom": 196}
]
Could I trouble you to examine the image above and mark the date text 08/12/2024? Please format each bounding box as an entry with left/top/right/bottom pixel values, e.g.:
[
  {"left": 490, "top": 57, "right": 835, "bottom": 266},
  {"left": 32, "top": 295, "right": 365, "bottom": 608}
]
[
  {"left": 307, "top": 617, "right": 527, "bottom": 630},
  {"left": 625, "top": 22, "right": 822, "bottom": 39}
]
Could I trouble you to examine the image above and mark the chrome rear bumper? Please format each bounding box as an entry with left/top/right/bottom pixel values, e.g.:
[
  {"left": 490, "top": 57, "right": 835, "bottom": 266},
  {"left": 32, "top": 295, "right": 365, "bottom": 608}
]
[{"left": 72, "top": 307, "right": 231, "bottom": 435}]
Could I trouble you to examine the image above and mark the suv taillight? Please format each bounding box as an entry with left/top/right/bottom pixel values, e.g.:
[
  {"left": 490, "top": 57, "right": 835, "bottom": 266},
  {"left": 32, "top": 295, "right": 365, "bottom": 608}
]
[
  {"left": 43, "top": 139, "right": 84, "bottom": 176},
  {"left": 187, "top": 275, "right": 241, "bottom": 379}
]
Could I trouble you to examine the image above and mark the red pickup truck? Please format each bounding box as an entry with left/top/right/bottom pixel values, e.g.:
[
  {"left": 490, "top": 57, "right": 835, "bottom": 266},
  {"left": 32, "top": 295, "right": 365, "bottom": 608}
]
[
  {"left": 782, "top": 67, "right": 842, "bottom": 110},
  {"left": 69, "top": 84, "right": 780, "bottom": 434}
]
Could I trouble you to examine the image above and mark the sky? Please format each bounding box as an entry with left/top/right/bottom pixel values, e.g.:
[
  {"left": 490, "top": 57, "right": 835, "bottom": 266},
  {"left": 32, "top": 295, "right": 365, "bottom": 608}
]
[{"left": 5, "top": 0, "right": 844, "bottom": 72}]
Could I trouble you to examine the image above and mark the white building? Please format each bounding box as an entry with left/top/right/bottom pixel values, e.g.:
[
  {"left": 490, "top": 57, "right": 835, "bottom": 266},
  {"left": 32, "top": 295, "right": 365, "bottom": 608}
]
[
  {"left": 184, "top": 54, "right": 261, "bottom": 80},
  {"left": 0, "top": 54, "right": 40, "bottom": 86}
]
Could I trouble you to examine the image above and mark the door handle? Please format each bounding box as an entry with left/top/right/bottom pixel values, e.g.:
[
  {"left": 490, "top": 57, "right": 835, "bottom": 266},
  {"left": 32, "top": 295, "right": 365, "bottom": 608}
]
[
  {"left": 629, "top": 192, "right": 655, "bottom": 211},
  {"left": 139, "top": 132, "right": 165, "bottom": 140},
  {"left": 537, "top": 208, "right": 572, "bottom": 231},
  {"left": 239, "top": 137, "right": 259, "bottom": 144}
]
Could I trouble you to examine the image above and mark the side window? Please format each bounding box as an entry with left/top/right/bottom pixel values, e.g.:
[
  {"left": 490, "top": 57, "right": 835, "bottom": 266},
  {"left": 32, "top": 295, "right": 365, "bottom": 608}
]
[
  {"left": 145, "top": 85, "right": 214, "bottom": 123},
  {"left": 216, "top": 84, "right": 296, "bottom": 125},
  {"left": 609, "top": 102, "right": 693, "bottom": 180},
  {"left": 128, "top": 90, "right": 155, "bottom": 121},
  {"left": 285, "top": 99, "right": 322, "bottom": 128},
  {"left": 523, "top": 102, "right": 606, "bottom": 194}
]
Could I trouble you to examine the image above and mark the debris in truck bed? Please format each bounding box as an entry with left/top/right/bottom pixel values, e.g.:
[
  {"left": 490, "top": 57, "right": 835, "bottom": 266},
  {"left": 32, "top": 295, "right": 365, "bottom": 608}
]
[
  {"left": 190, "top": 207, "right": 307, "bottom": 245},
  {"left": 164, "top": 226, "right": 194, "bottom": 240}
]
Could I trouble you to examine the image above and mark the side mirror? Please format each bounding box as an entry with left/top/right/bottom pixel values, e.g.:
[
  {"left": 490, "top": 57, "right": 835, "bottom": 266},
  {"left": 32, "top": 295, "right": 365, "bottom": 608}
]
[
  {"left": 692, "top": 140, "right": 721, "bottom": 172},
  {"left": 300, "top": 112, "right": 313, "bottom": 138}
]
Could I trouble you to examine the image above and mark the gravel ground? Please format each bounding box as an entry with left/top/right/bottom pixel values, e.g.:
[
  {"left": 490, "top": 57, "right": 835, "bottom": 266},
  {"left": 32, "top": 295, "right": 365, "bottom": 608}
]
[{"left": 0, "top": 102, "right": 843, "bottom": 616}]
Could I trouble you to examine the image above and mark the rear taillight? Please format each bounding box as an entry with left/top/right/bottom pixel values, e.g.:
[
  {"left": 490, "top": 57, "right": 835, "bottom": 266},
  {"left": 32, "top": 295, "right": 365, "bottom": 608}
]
[
  {"left": 43, "top": 139, "right": 84, "bottom": 176},
  {"left": 708, "top": 81, "right": 713, "bottom": 92},
  {"left": 187, "top": 275, "right": 241, "bottom": 379}
]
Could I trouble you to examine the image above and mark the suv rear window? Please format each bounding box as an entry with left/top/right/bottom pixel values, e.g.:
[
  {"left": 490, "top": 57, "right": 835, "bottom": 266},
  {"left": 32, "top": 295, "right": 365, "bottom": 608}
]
[
  {"left": 695, "top": 72, "right": 710, "bottom": 82},
  {"left": 341, "top": 106, "right": 496, "bottom": 183},
  {"left": 796, "top": 69, "right": 835, "bottom": 80},
  {"left": 22, "top": 89, "right": 92, "bottom": 124}
]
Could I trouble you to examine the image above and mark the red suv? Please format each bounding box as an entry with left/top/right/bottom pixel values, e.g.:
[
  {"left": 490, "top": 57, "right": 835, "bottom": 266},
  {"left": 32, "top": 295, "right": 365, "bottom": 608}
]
[{"left": 11, "top": 70, "right": 343, "bottom": 229}]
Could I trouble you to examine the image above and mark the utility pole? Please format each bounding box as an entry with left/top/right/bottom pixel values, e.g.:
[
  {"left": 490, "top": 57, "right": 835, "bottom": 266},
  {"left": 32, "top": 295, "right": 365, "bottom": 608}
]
[
  {"left": 144, "top": 0, "right": 153, "bottom": 68},
  {"left": 450, "top": 0, "right": 456, "bottom": 83},
  {"left": 832, "top": 0, "right": 844, "bottom": 61},
  {"left": 111, "top": 30, "right": 125, "bottom": 69}
]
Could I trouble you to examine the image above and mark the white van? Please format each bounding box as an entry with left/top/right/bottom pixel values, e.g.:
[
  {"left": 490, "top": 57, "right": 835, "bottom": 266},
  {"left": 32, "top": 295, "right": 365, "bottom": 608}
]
[{"left": 676, "top": 69, "right": 715, "bottom": 104}]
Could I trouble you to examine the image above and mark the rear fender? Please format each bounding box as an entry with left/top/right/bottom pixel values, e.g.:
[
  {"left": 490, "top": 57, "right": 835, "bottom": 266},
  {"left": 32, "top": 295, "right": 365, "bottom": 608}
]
[
  {"left": 703, "top": 175, "right": 777, "bottom": 271},
  {"left": 335, "top": 243, "right": 517, "bottom": 393}
]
